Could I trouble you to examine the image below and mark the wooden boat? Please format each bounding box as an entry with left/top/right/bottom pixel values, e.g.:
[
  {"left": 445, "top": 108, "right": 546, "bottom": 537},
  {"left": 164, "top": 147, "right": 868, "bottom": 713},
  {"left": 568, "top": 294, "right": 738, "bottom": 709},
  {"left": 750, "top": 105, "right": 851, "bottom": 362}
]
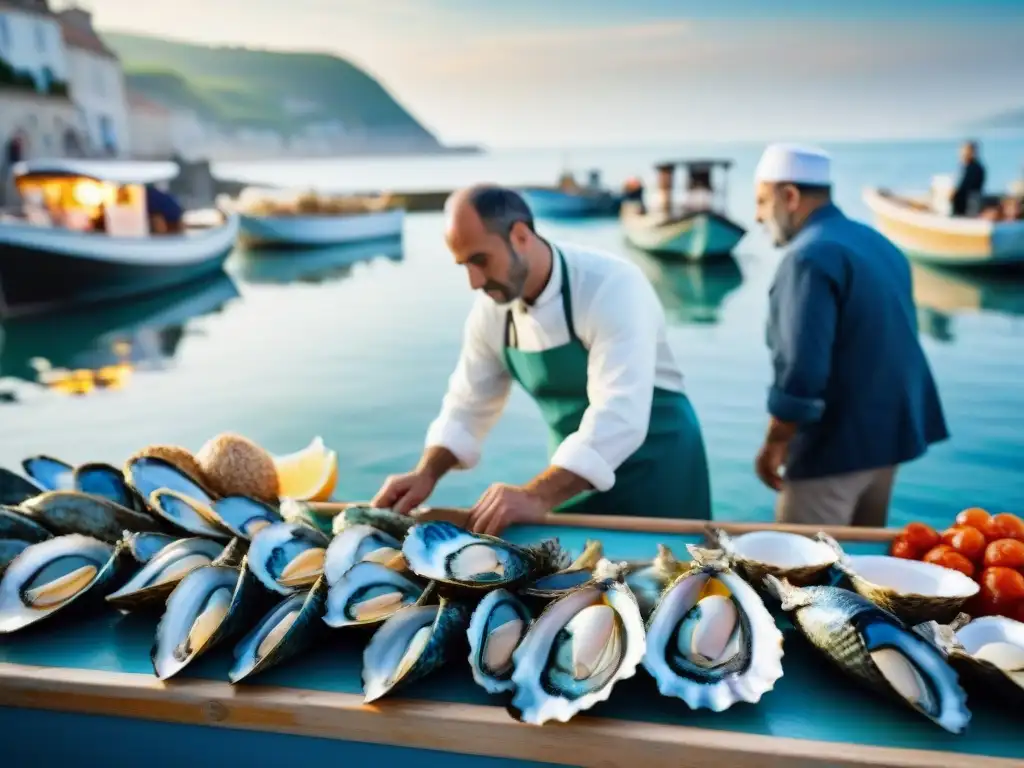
[
  {"left": 0, "top": 508, "right": 1019, "bottom": 768},
  {"left": 231, "top": 235, "right": 403, "bottom": 286},
  {"left": 863, "top": 186, "right": 1024, "bottom": 269},
  {"left": 0, "top": 159, "right": 239, "bottom": 319},
  {"left": 621, "top": 159, "right": 746, "bottom": 262},
  {"left": 233, "top": 187, "right": 405, "bottom": 249},
  {"left": 519, "top": 169, "right": 622, "bottom": 219}
]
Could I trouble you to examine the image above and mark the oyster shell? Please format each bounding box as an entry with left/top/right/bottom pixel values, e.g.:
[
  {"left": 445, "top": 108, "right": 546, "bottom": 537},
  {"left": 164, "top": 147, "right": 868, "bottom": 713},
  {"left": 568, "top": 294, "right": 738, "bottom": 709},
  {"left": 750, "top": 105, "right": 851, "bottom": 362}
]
[
  {"left": 519, "top": 540, "right": 604, "bottom": 600},
  {"left": 323, "top": 561, "right": 427, "bottom": 629},
  {"left": 508, "top": 559, "right": 646, "bottom": 725},
  {"left": 73, "top": 462, "right": 151, "bottom": 514},
  {"left": 21, "top": 455, "right": 74, "bottom": 492},
  {"left": 0, "top": 534, "right": 128, "bottom": 633},
  {"left": 818, "top": 533, "right": 979, "bottom": 625},
  {"left": 642, "top": 546, "right": 784, "bottom": 712},
  {"left": 0, "top": 505, "right": 53, "bottom": 543},
  {"left": 623, "top": 544, "right": 688, "bottom": 621},
  {"left": 402, "top": 521, "right": 569, "bottom": 592},
  {"left": 18, "top": 491, "right": 165, "bottom": 543},
  {"left": 0, "top": 467, "right": 46, "bottom": 506},
  {"left": 324, "top": 524, "right": 407, "bottom": 585},
  {"left": 330, "top": 503, "right": 415, "bottom": 539},
  {"left": 246, "top": 522, "right": 329, "bottom": 596},
  {"left": 361, "top": 597, "right": 472, "bottom": 703},
  {"left": 123, "top": 531, "right": 182, "bottom": 564},
  {"left": 209, "top": 496, "right": 282, "bottom": 540},
  {"left": 125, "top": 455, "right": 216, "bottom": 506},
  {"left": 766, "top": 575, "right": 971, "bottom": 734},
  {"left": 467, "top": 588, "right": 532, "bottom": 694},
  {"left": 229, "top": 576, "right": 329, "bottom": 683},
  {"left": 106, "top": 536, "right": 228, "bottom": 611},
  {"left": 148, "top": 489, "right": 234, "bottom": 540},
  {"left": 709, "top": 527, "right": 837, "bottom": 587}
]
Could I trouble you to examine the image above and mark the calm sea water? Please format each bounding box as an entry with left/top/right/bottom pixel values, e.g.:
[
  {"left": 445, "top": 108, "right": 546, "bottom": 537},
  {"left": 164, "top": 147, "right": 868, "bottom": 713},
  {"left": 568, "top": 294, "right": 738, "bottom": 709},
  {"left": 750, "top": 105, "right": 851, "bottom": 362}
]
[{"left": 1, "top": 137, "right": 1023, "bottom": 531}]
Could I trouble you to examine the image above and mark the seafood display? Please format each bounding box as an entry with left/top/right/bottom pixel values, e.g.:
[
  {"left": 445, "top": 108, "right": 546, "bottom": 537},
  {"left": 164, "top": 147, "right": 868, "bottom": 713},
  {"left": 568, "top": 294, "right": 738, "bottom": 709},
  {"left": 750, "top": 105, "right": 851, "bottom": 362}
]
[{"left": 0, "top": 453, "right": 1011, "bottom": 736}]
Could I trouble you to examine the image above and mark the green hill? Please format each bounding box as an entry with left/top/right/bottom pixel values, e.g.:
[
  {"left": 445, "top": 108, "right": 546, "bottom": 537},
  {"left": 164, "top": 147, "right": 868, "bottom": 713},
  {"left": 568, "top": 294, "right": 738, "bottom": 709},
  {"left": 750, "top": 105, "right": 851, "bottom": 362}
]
[
  {"left": 100, "top": 32, "right": 439, "bottom": 145},
  {"left": 968, "top": 107, "right": 1024, "bottom": 133}
]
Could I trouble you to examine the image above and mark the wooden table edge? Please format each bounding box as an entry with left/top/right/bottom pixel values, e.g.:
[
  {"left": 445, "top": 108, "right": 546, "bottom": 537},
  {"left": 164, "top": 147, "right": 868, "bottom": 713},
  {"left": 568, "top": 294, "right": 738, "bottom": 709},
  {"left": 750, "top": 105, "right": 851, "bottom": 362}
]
[{"left": 0, "top": 662, "right": 1010, "bottom": 768}]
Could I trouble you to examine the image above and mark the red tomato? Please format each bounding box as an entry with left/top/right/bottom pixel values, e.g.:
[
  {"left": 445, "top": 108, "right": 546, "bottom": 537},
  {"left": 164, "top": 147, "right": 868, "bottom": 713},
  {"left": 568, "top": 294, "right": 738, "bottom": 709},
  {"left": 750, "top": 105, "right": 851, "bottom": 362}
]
[
  {"left": 983, "top": 538, "right": 1024, "bottom": 570},
  {"left": 940, "top": 526, "right": 987, "bottom": 563},
  {"left": 903, "top": 522, "right": 940, "bottom": 555},
  {"left": 977, "top": 567, "right": 1024, "bottom": 617},
  {"left": 922, "top": 545, "right": 976, "bottom": 578},
  {"left": 955, "top": 507, "right": 991, "bottom": 531},
  {"left": 982, "top": 513, "right": 1024, "bottom": 543},
  {"left": 889, "top": 535, "right": 918, "bottom": 559}
]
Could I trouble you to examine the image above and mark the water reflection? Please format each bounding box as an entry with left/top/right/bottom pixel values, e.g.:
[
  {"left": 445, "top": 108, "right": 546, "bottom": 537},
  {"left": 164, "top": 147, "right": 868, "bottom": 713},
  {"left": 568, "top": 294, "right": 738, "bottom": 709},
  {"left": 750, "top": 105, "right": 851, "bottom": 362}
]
[
  {"left": 912, "top": 262, "right": 1024, "bottom": 342},
  {"left": 626, "top": 248, "right": 744, "bottom": 325},
  {"left": 0, "top": 271, "right": 240, "bottom": 397},
  {"left": 231, "top": 236, "right": 405, "bottom": 286}
]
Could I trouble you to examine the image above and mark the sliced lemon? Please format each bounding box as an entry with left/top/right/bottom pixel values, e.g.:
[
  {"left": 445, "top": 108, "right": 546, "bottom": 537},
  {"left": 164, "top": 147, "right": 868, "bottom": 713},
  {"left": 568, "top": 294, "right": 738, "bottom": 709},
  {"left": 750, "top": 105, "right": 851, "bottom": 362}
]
[{"left": 273, "top": 437, "right": 338, "bottom": 501}]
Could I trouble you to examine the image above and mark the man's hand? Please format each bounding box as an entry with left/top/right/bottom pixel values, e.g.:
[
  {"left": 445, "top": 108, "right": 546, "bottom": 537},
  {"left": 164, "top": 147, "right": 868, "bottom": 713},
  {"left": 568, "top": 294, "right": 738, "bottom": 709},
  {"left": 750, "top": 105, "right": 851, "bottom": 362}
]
[
  {"left": 755, "top": 417, "right": 797, "bottom": 491},
  {"left": 371, "top": 470, "right": 437, "bottom": 515},
  {"left": 466, "top": 483, "right": 550, "bottom": 537}
]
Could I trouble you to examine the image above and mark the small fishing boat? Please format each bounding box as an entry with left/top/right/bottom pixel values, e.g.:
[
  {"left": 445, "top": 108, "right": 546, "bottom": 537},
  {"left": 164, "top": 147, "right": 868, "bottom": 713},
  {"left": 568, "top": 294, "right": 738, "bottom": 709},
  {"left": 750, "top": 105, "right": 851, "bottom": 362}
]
[
  {"left": 232, "top": 187, "right": 405, "bottom": 249},
  {"left": 863, "top": 184, "right": 1024, "bottom": 269},
  {"left": 519, "top": 170, "right": 622, "bottom": 219},
  {"left": 0, "top": 159, "right": 239, "bottom": 319},
  {"left": 621, "top": 159, "right": 746, "bottom": 262}
]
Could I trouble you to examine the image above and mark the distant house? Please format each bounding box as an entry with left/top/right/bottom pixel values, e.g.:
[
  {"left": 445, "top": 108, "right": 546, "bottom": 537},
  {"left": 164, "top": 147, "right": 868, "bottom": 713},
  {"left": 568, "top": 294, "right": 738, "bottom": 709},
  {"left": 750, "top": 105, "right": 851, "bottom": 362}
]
[{"left": 57, "top": 7, "right": 130, "bottom": 157}]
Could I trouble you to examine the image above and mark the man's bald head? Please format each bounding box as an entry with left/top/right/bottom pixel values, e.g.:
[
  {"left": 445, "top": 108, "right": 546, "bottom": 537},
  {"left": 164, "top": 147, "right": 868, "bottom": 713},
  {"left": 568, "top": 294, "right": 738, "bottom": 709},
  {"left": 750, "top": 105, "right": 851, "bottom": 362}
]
[{"left": 444, "top": 185, "right": 538, "bottom": 304}]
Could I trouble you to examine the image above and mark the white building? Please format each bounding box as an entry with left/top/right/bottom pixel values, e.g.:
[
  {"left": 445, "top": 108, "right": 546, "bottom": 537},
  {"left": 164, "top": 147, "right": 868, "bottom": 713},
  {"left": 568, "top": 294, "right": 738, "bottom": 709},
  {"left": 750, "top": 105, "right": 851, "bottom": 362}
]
[
  {"left": 0, "top": 1, "right": 68, "bottom": 94},
  {"left": 56, "top": 7, "right": 130, "bottom": 156}
]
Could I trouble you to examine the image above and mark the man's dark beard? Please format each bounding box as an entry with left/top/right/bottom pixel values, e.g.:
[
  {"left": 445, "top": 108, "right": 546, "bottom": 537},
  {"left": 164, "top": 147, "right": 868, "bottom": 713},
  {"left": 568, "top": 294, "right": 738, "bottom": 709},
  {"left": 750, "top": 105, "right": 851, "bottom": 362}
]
[{"left": 484, "top": 243, "right": 528, "bottom": 304}]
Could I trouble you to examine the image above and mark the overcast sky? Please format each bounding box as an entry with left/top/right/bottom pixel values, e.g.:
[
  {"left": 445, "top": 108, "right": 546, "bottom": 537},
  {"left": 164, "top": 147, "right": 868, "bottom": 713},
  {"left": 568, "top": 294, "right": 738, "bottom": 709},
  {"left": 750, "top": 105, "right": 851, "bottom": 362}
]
[{"left": 75, "top": 0, "right": 1024, "bottom": 147}]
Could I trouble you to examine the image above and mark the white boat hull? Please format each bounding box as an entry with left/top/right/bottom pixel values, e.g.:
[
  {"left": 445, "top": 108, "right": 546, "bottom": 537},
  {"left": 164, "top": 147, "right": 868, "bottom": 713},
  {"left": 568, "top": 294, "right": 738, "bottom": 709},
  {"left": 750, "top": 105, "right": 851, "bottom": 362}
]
[
  {"left": 238, "top": 209, "right": 405, "bottom": 248},
  {"left": 862, "top": 187, "right": 1024, "bottom": 268}
]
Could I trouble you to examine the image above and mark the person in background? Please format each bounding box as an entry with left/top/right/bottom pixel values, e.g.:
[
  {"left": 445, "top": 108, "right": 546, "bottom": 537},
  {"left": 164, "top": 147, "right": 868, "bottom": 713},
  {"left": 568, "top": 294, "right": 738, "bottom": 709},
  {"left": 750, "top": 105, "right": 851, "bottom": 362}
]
[
  {"left": 371, "top": 185, "right": 712, "bottom": 535},
  {"left": 752, "top": 143, "right": 949, "bottom": 528},
  {"left": 2, "top": 132, "right": 25, "bottom": 208},
  {"left": 145, "top": 182, "right": 185, "bottom": 234},
  {"left": 951, "top": 140, "right": 986, "bottom": 217}
]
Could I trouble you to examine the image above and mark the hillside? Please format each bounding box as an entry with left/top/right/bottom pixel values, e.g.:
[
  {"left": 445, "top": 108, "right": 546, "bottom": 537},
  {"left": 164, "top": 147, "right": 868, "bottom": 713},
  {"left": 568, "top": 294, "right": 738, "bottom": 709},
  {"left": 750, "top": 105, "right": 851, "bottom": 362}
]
[
  {"left": 968, "top": 107, "right": 1024, "bottom": 133},
  {"left": 100, "top": 32, "right": 440, "bottom": 146}
]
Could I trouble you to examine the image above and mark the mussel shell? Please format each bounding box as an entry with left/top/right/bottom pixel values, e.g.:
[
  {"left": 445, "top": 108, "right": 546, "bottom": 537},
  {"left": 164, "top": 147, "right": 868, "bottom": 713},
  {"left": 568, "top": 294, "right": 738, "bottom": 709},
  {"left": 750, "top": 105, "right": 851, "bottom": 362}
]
[
  {"left": 246, "top": 522, "right": 329, "bottom": 596},
  {"left": 0, "top": 505, "right": 53, "bottom": 543},
  {"left": 331, "top": 503, "right": 415, "bottom": 539},
  {"left": 151, "top": 561, "right": 266, "bottom": 680},
  {"left": 73, "top": 462, "right": 151, "bottom": 514},
  {"left": 106, "top": 537, "right": 228, "bottom": 611},
  {"left": 149, "top": 489, "right": 234, "bottom": 540},
  {"left": 323, "top": 561, "right": 425, "bottom": 629},
  {"left": 402, "top": 521, "right": 548, "bottom": 591},
  {"left": 467, "top": 588, "right": 532, "bottom": 694},
  {"left": 1, "top": 468, "right": 47, "bottom": 507},
  {"left": 123, "top": 531, "right": 182, "bottom": 564},
  {"left": 0, "top": 539, "right": 32, "bottom": 576},
  {"left": 361, "top": 598, "right": 472, "bottom": 703},
  {"left": 519, "top": 568, "right": 595, "bottom": 600},
  {"left": 325, "top": 524, "right": 406, "bottom": 585},
  {"left": 125, "top": 455, "right": 215, "bottom": 505},
  {"left": 211, "top": 496, "right": 282, "bottom": 540},
  {"left": 0, "top": 534, "right": 128, "bottom": 633},
  {"left": 18, "top": 491, "right": 166, "bottom": 543},
  {"left": 20, "top": 455, "right": 74, "bottom": 492},
  {"left": 229, "top": 576, "right": 329, "bottom": 683}
]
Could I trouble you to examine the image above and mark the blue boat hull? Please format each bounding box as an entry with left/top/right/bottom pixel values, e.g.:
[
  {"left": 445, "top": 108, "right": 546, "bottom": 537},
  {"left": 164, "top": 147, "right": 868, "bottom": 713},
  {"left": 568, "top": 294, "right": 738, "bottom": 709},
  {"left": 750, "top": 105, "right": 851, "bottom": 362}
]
[{"left": 518, "top": 188, "right": 621, "bottom": 219}]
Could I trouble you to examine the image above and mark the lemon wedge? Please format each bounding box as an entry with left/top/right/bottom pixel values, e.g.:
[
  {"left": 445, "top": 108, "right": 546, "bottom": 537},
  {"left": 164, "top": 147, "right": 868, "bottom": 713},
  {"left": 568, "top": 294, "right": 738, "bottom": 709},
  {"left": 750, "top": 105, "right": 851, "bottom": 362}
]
[{"left": 273, "top": 436, "right": 338, "bottom": 501}]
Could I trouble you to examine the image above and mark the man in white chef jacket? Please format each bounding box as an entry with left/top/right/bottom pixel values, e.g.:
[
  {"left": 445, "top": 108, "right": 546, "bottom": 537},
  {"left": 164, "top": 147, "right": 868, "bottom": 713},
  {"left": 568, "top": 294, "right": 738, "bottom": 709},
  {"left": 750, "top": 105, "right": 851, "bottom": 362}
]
[{"left": 372, "top": 185, "right": 712, "bottom": 535}]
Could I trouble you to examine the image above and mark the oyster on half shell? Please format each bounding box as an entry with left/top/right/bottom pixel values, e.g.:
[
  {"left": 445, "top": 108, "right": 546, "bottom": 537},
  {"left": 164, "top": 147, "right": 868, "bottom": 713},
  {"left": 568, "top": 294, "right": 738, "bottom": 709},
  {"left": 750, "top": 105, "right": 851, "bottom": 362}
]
[
  {"left": 330, "top": 503, "right": 415, "bottom": 539},
  {"left": 106, "top": 536, "right": 228, "bottom": 611},
  {"left": 21, "top": 455, "right": 74, "bottom": 492},
  {"left": 0, "top": 534, "right": 129, "bottom": 633},
  {"left": 766, "top": 575, "right": 971, "bottom": 734},
  {"left": 642, "top": 546, "right": 784, "bottom": 712},
  {"left": 402, "top": 521, "right": 569, "bottom": 592},
  {"left": 509, "top": 559, "right": 646, "bottom": 725},
  {"left": 818, "top": 533, "right": 979, "bottom": 625},
  {"left": 324, "top": 524, "right": 407, "bottom": 585},
  {"left": 246, "top": 522, "right": 329, "bottom": 596},
  {"left": 467, "top": 588, "right": 532, "bottom": 694},
  {"left": 73, "top": 463, "right": 151, "bottom": 514},
  {"left": 323, "top": 560, "right": 426, "bottom": 629},
  {"left": 709, "top": 527, "right": 837, "bottom": 587},
  {"left": 123, "top": 531, "right": 182, "bottom": 564},
  {"left": 148, "top": 489, "right": 234, "bottom": 540}
]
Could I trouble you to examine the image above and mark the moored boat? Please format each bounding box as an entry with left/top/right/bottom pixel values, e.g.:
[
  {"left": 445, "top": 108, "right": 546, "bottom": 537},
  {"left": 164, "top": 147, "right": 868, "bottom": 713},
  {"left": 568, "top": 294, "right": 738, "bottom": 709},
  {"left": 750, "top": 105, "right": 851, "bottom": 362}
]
[
  {"left": 621, "top": 159, "right": 746, "bottom": 262},
  {"left": 232, "top": 187, "right": 405, "bottom": 249},
  {"left": 0, "top": 159, "right": 239, "bottom": 319},
  {"left": 863, "top": 185, "right": 1024, "bottom": 269},
  {"left": 519, "top": 169, "right": 622, "bottom": 219}
]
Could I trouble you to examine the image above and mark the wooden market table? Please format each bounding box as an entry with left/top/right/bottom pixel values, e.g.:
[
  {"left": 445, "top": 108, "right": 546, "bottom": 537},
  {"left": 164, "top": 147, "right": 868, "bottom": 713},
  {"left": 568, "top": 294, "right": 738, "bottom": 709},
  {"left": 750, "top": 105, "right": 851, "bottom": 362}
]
[{"left": 0, "top": 510, "right": 1019, "bottom": 768}]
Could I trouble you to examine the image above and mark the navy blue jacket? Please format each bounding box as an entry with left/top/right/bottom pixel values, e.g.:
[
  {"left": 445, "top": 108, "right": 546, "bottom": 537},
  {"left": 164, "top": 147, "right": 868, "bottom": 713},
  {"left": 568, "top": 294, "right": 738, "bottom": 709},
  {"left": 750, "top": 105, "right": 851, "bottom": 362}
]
[{"left": 765, "top": 203, "right": 949, "bottom": 480}]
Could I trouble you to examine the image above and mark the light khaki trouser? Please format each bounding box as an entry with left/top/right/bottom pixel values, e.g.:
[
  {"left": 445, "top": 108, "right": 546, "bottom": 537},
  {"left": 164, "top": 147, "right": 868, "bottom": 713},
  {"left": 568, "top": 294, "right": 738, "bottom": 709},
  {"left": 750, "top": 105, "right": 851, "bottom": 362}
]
[{"left": 776, "top": 466, "right": 897, "bottom": 528}]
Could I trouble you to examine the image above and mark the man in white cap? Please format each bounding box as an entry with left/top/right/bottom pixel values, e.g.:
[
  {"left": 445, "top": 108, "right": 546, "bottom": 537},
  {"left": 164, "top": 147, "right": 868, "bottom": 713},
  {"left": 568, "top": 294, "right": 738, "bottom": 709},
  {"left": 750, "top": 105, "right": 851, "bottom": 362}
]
[{"left": 752, "top": 143, "right": 949, "bottom": 527}]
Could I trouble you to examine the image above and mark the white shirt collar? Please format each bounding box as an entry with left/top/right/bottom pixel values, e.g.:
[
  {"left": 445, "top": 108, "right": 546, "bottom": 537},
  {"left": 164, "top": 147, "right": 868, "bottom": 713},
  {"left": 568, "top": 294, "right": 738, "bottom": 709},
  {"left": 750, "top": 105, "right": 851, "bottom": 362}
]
[{"left": 515, "top": 244, "right": 562, "bottom": 314}]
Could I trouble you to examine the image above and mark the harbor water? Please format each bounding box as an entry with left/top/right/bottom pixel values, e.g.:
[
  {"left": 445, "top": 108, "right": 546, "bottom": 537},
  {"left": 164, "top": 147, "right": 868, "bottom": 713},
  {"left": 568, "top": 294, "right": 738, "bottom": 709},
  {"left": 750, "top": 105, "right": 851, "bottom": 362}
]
[{"left": 1, "top": 137, "right": 1023, "bottom": 531}]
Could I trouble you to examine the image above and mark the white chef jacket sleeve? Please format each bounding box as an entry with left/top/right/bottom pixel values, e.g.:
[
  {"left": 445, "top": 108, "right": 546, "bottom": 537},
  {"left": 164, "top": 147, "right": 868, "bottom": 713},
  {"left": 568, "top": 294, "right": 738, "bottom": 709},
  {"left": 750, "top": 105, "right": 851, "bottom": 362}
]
[
  {"left": 550, "top": 265, "right": 660, "bottom": 491},
  {"left": 424, "top": 299, "right": 512, "bottom": 469}
]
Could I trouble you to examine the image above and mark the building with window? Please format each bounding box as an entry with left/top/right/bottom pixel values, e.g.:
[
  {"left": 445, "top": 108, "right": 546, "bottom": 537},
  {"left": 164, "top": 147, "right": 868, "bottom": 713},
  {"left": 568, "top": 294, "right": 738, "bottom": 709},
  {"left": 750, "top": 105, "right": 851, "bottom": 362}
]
[{"left": 57, "top": 7, "right": 130, "bottom": 156}]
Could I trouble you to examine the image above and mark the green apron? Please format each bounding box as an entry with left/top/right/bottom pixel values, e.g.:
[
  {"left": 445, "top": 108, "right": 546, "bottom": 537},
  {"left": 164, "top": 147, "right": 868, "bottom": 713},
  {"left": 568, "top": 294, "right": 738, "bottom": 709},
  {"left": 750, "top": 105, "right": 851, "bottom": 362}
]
[{"left": 502, "top": 249, "right": 712, "bottom": 519}]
